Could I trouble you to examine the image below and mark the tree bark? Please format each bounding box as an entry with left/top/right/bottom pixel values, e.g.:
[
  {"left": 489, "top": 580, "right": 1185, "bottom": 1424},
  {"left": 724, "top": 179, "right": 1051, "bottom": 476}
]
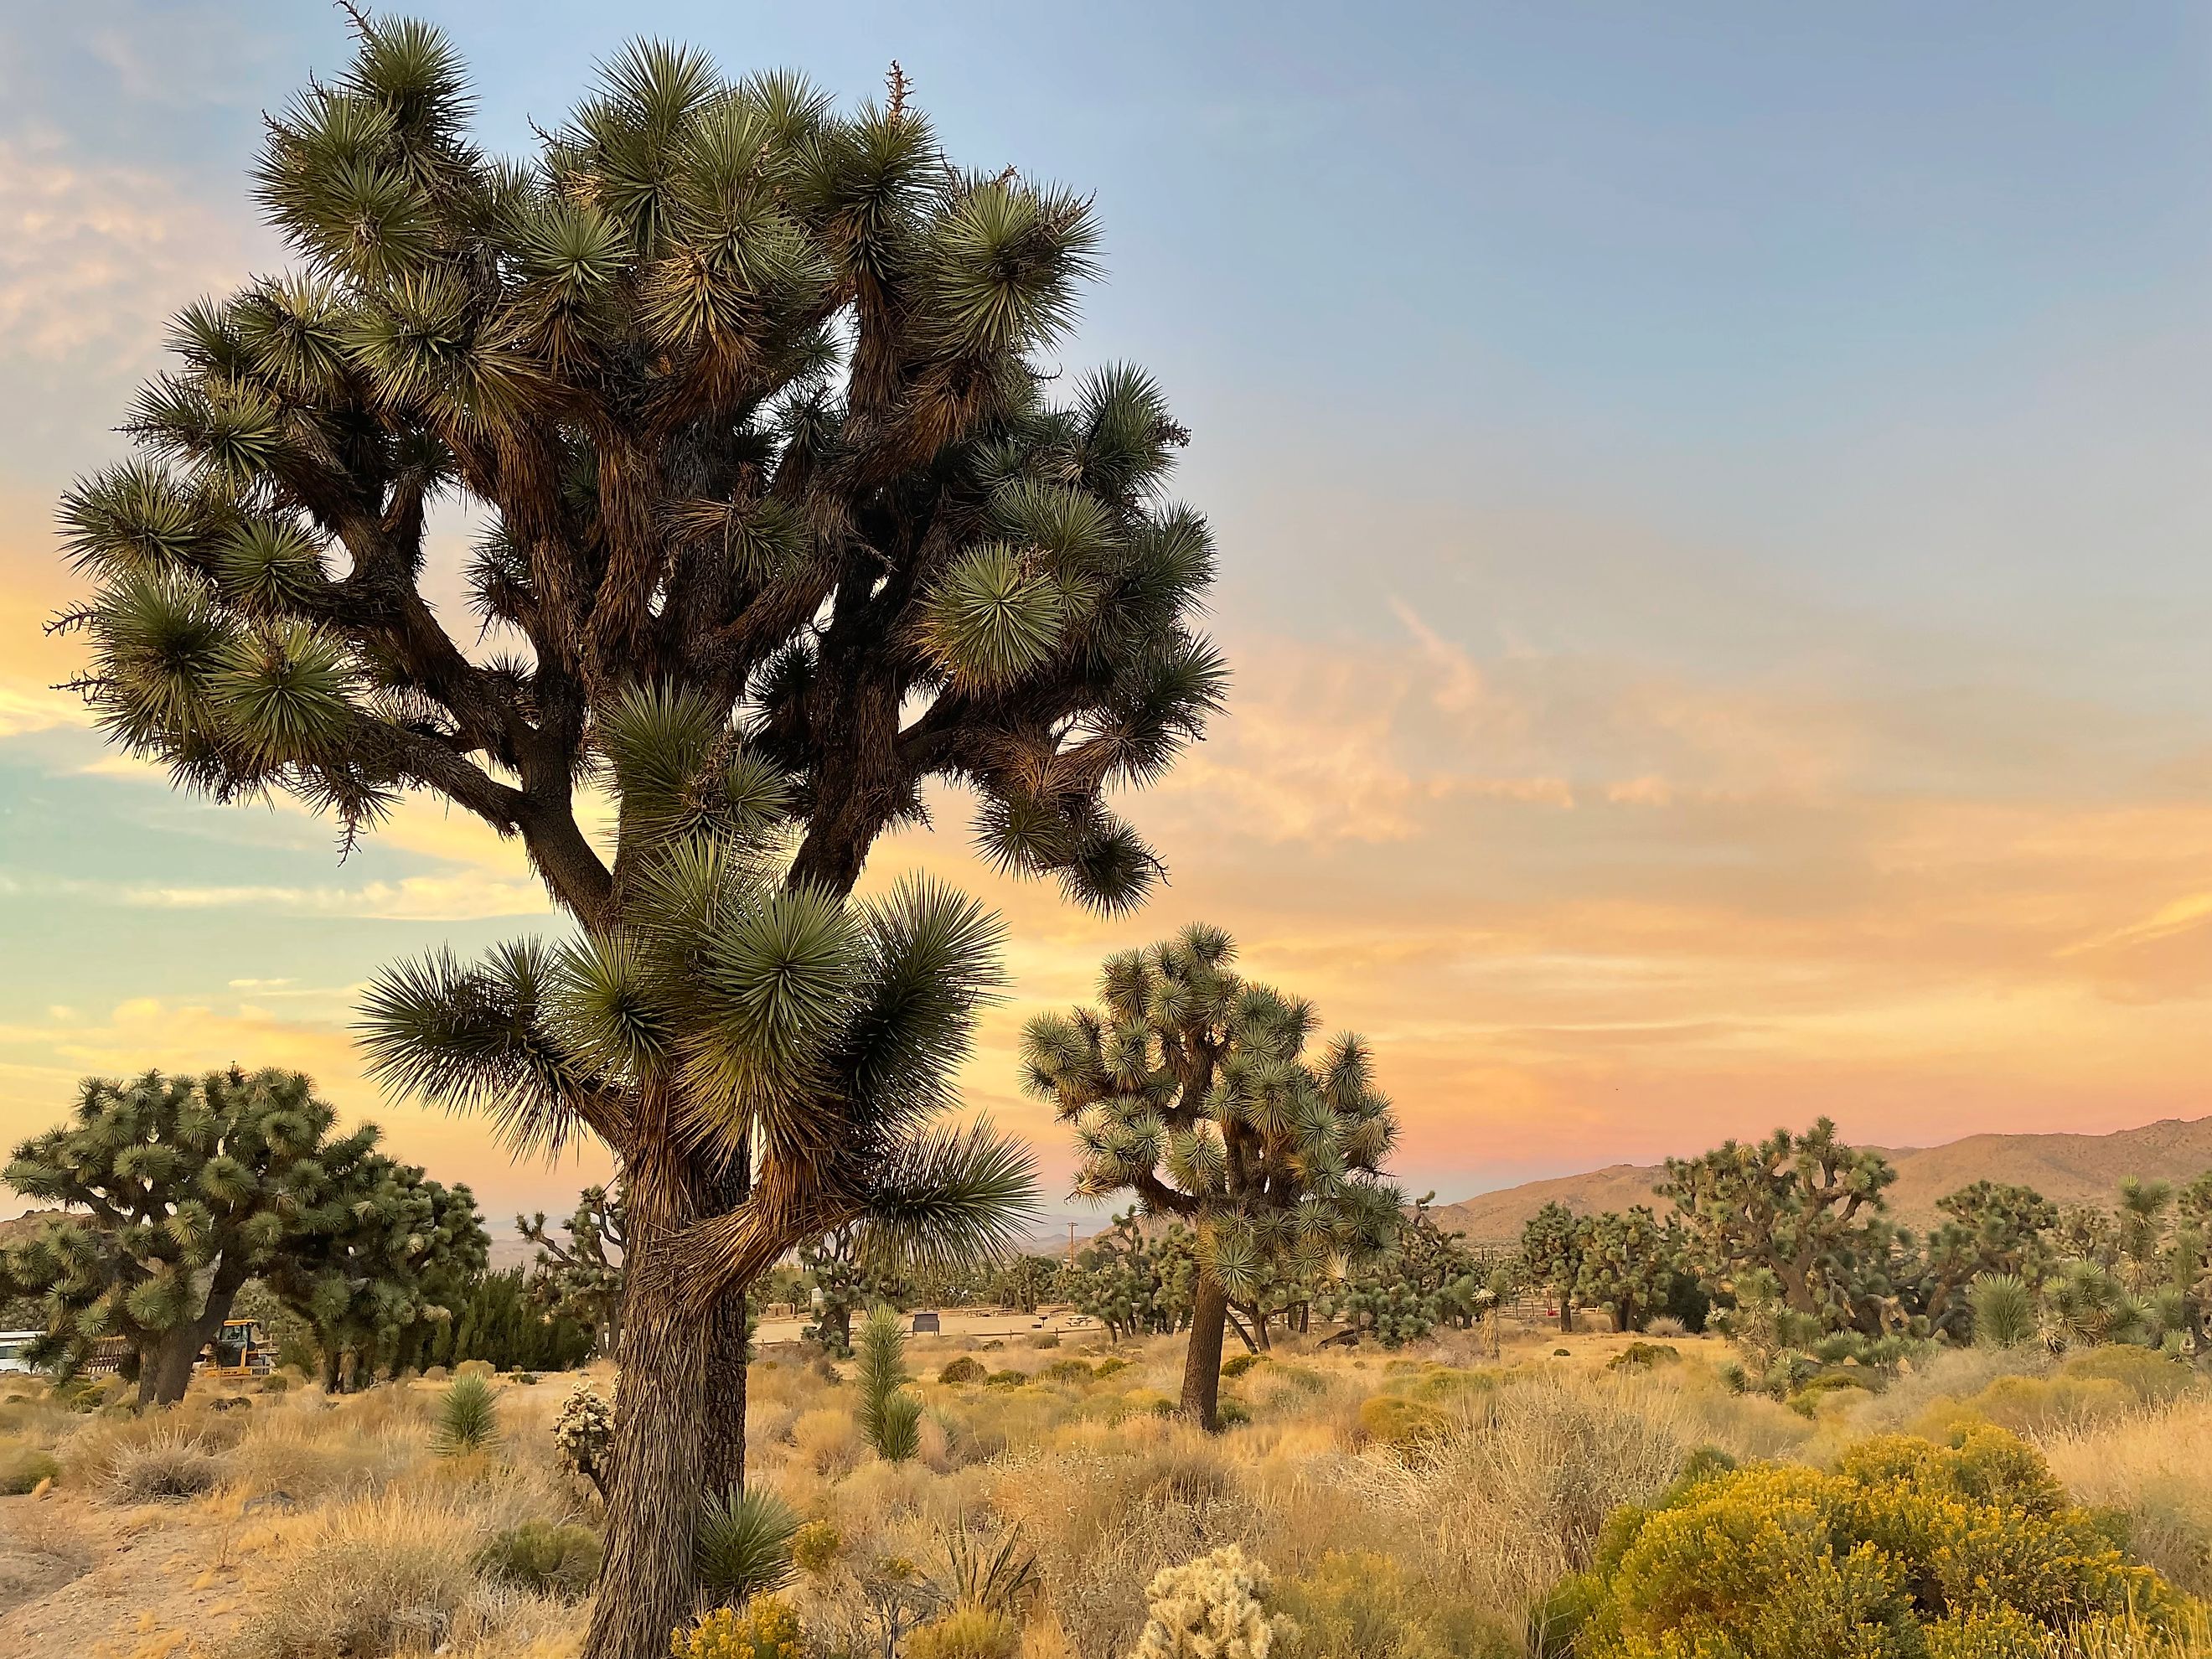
[
  {"left": 700, "top": 1284, "right": 749, "bottom": 1501},
  {"left": 584, "top": 1122, "right": 708, "bottom": 1659},
  {"left": 700, "top": 1155, "right": 750, "bottom": 1502},
  {"left": 1179, "top": 1273, "right": 1231, "bottom": 1431},
  {"left": 142, "top": 1269, "right": 247, "bottom": 1408}
]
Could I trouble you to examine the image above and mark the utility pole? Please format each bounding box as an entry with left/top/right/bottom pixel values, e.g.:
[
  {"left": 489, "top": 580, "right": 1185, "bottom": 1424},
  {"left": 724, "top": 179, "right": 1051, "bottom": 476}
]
[{"left": 1067, "top": 1221, "right": 1078, "bottom": 1264}]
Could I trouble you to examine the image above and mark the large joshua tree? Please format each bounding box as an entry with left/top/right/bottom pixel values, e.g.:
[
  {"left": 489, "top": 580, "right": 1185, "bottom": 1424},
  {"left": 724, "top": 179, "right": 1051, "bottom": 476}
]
[
  {"left": 54, "top": 16, "right": 1220, "bottom": 1656},
  {"left": 1021, "top": 926, "right": 1401, "bottom": 1429}
]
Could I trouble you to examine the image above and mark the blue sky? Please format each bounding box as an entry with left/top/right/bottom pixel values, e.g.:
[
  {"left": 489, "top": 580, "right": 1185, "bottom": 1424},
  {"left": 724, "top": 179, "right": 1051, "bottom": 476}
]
[{"left": 3, "top": 3, "right": 2208, "bottom": 1227}]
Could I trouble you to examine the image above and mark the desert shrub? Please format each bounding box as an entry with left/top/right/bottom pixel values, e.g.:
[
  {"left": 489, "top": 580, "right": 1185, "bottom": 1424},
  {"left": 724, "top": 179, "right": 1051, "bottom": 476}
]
[
  {"left": 1787, "top": 1368, "right": 1880, "bottom": 1417},
  {"left": 906, "top": 1606, "right": 1020, "bottom": 1659},
  {"left": 938, "top": 1357, "right": 987, "bottom": 1385},
  {"left": 1644, "top": 1316, "right": 1689, "bottom": 1339},
  {"left": 1041, "top": 1359, "right": 1094, "bottom": 1383},
  {"left": 432, "top": 1374, "right": 501, "bottom": 1456},
  {"left": 422, "top": 1365, "right": 448, "bottom": 1382},
  {"left": 985, "top": 1370, "right": 1028, "bottom": 1388},
  {"left": 1221, "top": 1354, "right": 1266, "bottom": 1380},
  {"left": 1276, "top": 1551, "right": 1518, "bottom": 1658},
  {"left": 1133, "top": 1545, "right": 1295, "bottom": 1659},
  {"left": 0, "top": 1444, "right": 59, "bottom": 1494},
  {"left": 1608, "top": 1343, "right": 1681, "bottom": 1372},
  {"left": 792, "top": 1518, "right": 842, "bottom": 1574},
  {"left": 1119, "top": 1388, "right": 1176, "bottom": 1420},
  {"left": 1553, "top": 1426, "right": 2180, "bottom": 1659},
  {"left": 1093, "top": 1357, "right": 1130, "bottom": 1378},
  {"left": 696, "top": 1484, "right": 798, "bottom": 1606},
  {"left": 1216, "top": 1398, "right": 1252, "bottom": 1429},
  {"left": 673, "top": 1598, "right": 811, "bottom": 1659},
  {"left": 473, "top": 1517, "right": 602, "bottom": 1599},
  {"left": 454, "top": 1359, "right": 495, "bottom": 1380},
  {"left": 2062, "top": 1346, "right": 2196, "bottom": 1406},
  {"left": 788, "top": 1408, "right": 863, "bottom": 1479},
  {"left": 240, "top": 1491, "right": 485, "bottom": 1658},
  {"left": 107, "top": 1430, "right": 224, "bottom": 1502},
  {"left": 1360, "top": 1395, "right": 1449, "bottom": 1451},
  {"left": 1030, "top": 1333, "right": 1061, "bottom": 1351}
]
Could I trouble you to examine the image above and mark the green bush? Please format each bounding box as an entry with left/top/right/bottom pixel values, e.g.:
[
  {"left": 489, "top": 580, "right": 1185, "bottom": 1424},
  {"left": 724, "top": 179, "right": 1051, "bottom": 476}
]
[
  {"left": 0, "top": 1445, "right": 59, "bottom": 1495},
  {"left": 1278, "top": 1550, "right": 1518, "bottom": 1659},
  {"left": 1553, "top": 1426, "right": 2182, "bottom": 1659},
  {"left": 984, "top": 1370, "right": 1028, "bottom": 1388},
  {"left": 1093, "top": 1356, "right": 1130, "bottom": 1378},
  {"left": 473, "top": 1519, "right": 602, "bottom": 1599},
  {"left": 1028, "top": 1332, "right": 1060, "bottom": 1350},
  {"left": 1041, "top": 1358, "right": 1094, "bottom": 1383},
  {"left": 938, "top": 1357, "right": 987, "bottom": 1385},
  {"left": 1220, "top": 1353, "right": 1266, "bottom": 1379},
  {"left": 1607, "top": 1342, "right": 1681, "bottom": 1372},
  {"left": 1215, "top": 1398, "right": 1253, "bottom": 1429},
  {"left": 1358, "top": 1394, "right": 1448, "bottom": 1450}
]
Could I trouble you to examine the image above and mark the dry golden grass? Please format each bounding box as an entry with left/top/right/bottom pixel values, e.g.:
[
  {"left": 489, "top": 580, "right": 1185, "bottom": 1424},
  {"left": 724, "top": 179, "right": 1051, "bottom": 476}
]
[{"left": 2, "top": 1326, "right": 2209, "bottom": 1659}]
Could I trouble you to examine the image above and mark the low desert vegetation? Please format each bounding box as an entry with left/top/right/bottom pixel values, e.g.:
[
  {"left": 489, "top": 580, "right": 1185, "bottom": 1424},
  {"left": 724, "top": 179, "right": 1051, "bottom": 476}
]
[{"left": 4, "top": 1322, "right": 2212, "bottom": 1657}]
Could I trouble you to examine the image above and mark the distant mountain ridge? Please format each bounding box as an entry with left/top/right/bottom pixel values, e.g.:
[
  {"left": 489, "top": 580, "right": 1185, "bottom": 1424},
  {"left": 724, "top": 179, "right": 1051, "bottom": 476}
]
[{"left": 1434, "top": 1115, "right": 2212, "bottom": 1242}]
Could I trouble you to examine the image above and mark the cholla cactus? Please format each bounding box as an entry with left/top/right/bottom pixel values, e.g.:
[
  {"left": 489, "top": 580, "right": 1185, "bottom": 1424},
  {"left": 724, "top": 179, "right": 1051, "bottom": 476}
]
[
  {"left": 553, "top": 1378, "right": 614, "bottom": 1498},
  {"left": 1130, "top": 1546, "right": 1296, "bottom": 1659}
]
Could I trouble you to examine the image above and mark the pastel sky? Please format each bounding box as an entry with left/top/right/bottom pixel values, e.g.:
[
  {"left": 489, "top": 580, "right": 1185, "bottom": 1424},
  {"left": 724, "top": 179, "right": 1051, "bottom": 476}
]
[{"left": 2, "top": 3, "right": 2209, "bottom": 1231}]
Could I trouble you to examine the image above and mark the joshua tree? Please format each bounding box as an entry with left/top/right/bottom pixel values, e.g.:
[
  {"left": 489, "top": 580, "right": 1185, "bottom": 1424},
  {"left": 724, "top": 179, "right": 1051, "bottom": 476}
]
[
  {"left": 798, "top": 1221, "right": 907, "bottom": 1357},
  {"left": 522, "top": 1184, "right": 627, "bottom": 1357},
  {"left": 1914, "top": 1181, "right": 2057, "bottom": 1335},
  {"left": 1656, "top": 1119, "right": 1896, "bottom": 1326},
  {"left": 0, "top": 1068, "right": 404, "bottom": 1406},
  {"left": 1519, "top": 1201, "right": 1589, "bottom": 1335},
  {"left": 56, "top": 16, "right": 1220, "bottom": 1654},
  {"left": 1021, "top": 926, "right": 1400, "bottom": 1429},
  {"left": 1572, "top": 1207, "right": 1677, "bottom": 1336},
  {"left": 261, "top": 1155, "right": 488, "bottom": 1388}
]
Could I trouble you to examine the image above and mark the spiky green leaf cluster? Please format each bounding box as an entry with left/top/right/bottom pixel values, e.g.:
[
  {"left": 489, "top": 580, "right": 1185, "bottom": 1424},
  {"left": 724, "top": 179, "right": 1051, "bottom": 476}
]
[{"left": 57, "top": 18, "right": 1220, "bottom": 912}]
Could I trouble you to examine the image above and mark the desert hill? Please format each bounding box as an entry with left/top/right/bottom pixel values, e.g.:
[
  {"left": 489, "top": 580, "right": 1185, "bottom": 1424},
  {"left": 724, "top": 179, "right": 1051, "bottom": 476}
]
[{"left": 1435, "top": 1114, "right": 2212, "bottom": 1241}]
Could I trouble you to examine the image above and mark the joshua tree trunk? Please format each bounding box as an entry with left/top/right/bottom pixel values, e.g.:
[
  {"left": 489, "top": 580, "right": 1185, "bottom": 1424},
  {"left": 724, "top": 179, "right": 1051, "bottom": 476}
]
[
  {"left": 586, "top": 1116, "right": 708, "bottom": 1659},
  {"left": 700, "top": 1156, "right": 750, "bottom": 1501},
  {"left": 139, "top": 1264, "right": 248, "bottom": 1408},
  {"left": 1180, "top": 1273, "right": 1232, "bottom": 1431},
  {"left": 1558, "top": 1296, "right": 1575, "bottom": 1336}
]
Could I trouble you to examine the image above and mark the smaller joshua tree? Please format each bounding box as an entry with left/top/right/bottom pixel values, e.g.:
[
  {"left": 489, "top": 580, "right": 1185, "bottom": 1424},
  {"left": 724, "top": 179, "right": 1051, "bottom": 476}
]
[
  {"left": 522, "top": 1185, "right": 627, "bottom": 1357},
  {"left": 1021, "top": 925, "right": 1399, "bottom": 1429}
]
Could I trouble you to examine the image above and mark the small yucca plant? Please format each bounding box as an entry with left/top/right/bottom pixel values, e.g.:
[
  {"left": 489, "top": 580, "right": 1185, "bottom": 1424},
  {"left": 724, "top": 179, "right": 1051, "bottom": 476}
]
[
  {"left": 1969, "top": 1272, "right": 2038, "bottom": 1349},
  {"left": 695, "top": 1485, "right": 798, "bottom": 1607},
  {"left": 432, "top": 1373, "right": 501, "bottom": 1455},
  {"left": 856, "top": 1304, "right": 922, "bottom": 1462}
]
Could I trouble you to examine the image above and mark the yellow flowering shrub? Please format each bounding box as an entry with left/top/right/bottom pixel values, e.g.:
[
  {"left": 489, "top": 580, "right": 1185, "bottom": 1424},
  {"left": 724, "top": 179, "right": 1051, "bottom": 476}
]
[
  {"left": 1553, "top": 1427, "right": 2184, "bottom": 1659},
  {"left": 671, "top": 1598, "right": 810, "bottom": 1659}
]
